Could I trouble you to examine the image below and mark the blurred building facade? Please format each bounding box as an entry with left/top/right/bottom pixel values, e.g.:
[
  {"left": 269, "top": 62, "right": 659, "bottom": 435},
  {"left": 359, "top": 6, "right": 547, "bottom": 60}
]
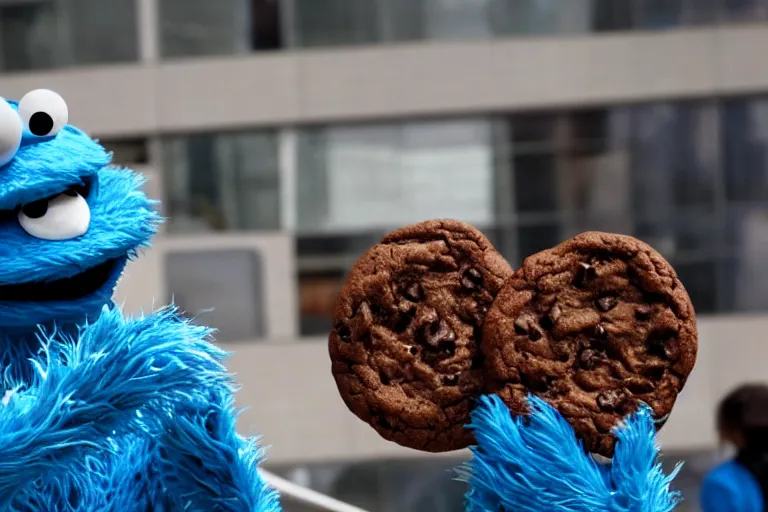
[{"left": 3, "top": 1, "right": 768, "bottom": 510}]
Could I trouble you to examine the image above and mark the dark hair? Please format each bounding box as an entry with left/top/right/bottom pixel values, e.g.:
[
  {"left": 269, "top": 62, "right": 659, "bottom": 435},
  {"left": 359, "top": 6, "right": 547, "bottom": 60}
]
[{"left": 717, "top": 383, "right": 768, "bottom": 509}]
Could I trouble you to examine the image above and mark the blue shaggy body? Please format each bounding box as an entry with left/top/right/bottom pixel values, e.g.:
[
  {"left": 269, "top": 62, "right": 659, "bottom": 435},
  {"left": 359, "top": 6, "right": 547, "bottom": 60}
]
[
  {"left": 0, "top": 95, "right": 280, "bottom": 511},
  {"left": 460, "top": 395, "right": 682, "bottom": 512}
]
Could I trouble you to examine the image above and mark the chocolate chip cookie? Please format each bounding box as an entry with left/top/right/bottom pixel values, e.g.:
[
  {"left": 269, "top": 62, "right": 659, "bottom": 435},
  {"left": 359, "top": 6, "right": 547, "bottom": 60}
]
[
  {"left": 329, "top": 220, "right": 513, "bottom": 452},
  {"left": 482, "top": 232, "right": 697, "bottom": 456}
]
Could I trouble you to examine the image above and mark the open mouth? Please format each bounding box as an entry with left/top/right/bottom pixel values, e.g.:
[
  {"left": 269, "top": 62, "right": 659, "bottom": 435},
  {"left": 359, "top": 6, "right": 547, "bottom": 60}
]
[{"left": 0, "top": 258, "right": 120, "bottom": 302}]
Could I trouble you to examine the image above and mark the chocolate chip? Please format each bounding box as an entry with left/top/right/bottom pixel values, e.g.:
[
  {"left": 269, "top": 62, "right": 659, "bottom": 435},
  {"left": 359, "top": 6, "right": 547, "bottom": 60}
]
[
  {"left": 392, "top": 308, "right": 415, "bottom": 333},
  {"left": 594, "top": 325, "right": 607, "bottom": 339},
  {"left": 597, "top": 390, "right": 626, "bottom": 411},
  {"left": 647, "top": 329, "right": 678, "bottom": 360},
  {"left": 625, "top": 379, "right": 655, "bottom": 394},
  {"left": 472, "top": 304, "right": 488, "bottom": 326},
  {"left": 579, "top": 349, "right": 600, "bottom": 370},
  {"left": 409, "top": 346, "right": 419, "bottom": 355},
  {"left": 514, "top": 314, "right": 543, "bottom": 341},
  {"left": 635, "top": 305, "right": 651, "bottom": 320},
  {"left": 575, "top": 262, "right": 598, "bottom": 287},
  {"left": 520, "top": 373, "right": 551, "bottom": 393},
  {"left": 442, "top": 375, "right": 459, "bottom": 386},
  {"left": 404, "top": 283, "right": 423, "bottom": 302},
  {"left": 664, "top": 343, "right": 681, "bottom": 361},
  {"left": 540, "top": 304, "right": 562, "bottom": 329},
  {"left": 337, "top": 325, "right": 352, "bottom": 342},
  {"left": 424, "top": 319, "right": 456, "bottom": 348},
  {"left": 596, "top": 296, "right": 617, "bottom": 312},
  {"left": 514, "top": 316, "right": 530, "bottom": 335},
  {"left": 460, "top": 267, "right": 483, "bottom": 290},
  {"left": 642, "top": 366, "right": 665, "bottom": 381}
]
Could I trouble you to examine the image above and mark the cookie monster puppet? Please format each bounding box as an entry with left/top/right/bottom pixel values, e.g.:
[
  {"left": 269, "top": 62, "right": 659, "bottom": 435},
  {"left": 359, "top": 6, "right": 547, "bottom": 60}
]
[{"left": 0, "top": 90, "right": 281, "bottom": 511}]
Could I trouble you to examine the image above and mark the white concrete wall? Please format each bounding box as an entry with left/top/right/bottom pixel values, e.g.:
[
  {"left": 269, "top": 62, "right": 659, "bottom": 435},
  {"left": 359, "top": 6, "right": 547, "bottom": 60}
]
[{"left": 2, "top": 26, "right": 768, "bottom": 137}]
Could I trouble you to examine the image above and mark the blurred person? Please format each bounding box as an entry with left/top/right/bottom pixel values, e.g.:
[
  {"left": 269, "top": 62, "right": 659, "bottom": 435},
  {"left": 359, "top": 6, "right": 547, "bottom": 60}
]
[{"left": 701, "top": 383, "right": 768, "bottom": 512}]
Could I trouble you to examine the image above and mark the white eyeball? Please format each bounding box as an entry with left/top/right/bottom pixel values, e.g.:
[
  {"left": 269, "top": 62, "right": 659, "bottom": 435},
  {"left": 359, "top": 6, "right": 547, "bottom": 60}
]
[
  {"left": 19, "top": 190, "right": 90, "bottom": 240},
  {"left": 17, "top": 89, "right": 68, "bottom": 138},
  {"left": 0, "top": 99, "right": 22, "bottom": 166}
]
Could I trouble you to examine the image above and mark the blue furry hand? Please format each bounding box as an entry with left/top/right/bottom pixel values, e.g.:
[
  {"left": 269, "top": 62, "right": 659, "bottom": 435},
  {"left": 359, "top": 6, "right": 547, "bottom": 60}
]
[
  {"left": 461, "top": 395, "right": 681, "bottom": 512},
  {"left": 0, "top": 305, "right": 229, "bottom": 504}
]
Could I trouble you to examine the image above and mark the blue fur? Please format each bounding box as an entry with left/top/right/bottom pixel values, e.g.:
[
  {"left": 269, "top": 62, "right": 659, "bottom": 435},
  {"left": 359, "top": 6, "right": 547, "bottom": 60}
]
[
  {"left": 460, "top": 395, "right": 682, "bottom": 512},
  {"left": 0, "top": 97, "right": 281, "bottom": 511}
]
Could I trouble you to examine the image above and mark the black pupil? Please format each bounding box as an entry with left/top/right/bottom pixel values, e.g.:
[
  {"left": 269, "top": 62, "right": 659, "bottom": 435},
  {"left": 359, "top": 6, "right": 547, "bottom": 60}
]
[
  {"left": 21, "top": 199, "right": 48, "bottom": 219},
  {"left": 29, "top": 112, "right": 54, "bottom": 136}
]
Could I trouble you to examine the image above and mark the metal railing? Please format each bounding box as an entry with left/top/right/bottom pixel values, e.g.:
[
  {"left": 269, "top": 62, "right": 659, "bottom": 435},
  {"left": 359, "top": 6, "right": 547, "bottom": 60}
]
[{"left": 260, "top": 470, "right": 370, "bottom": 512}]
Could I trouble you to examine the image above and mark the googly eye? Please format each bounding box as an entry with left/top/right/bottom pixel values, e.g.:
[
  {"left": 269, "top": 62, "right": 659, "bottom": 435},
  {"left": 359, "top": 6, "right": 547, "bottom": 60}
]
[
  {"left": 17, "top": 89, "right": 68, "bottom": 138},
  {"left": 19, "top": 189, "right": 90, "bottom": 240},
  {"left": 0, "top": 99, "right": 22, "bottom": 166}
]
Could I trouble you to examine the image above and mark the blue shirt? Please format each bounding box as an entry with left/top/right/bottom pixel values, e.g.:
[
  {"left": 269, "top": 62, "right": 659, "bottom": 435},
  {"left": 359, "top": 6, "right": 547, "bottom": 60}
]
[{"left": 701, "top": 460, "right": 764, "bottom": 512}]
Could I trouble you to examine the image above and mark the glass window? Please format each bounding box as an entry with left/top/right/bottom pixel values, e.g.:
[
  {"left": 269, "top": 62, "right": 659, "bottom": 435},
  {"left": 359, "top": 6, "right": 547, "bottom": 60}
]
[
  {"left": 295, "top": 119, "right": 494, "bottom": 233},
  {"left": 560, "top": 109, "right": 632, "bottom": 218},
  {"left": 681, "top": 0, "right": 720, "bottom": 25},
  {"left": 630, "top": 102, "right": 719, "bottom": 215},
  {"left": 634, "top": 211, "right": 721, "bottom": 260},
  {"left": 162, "top": 131, "right": 280, "bottom": 233},
  {"left": 672, "top": 259, "right": 719, "bottom": 313},
  {"left": 512, "top": 153, "right": 559, "bottom": 214},
  {"left": 515, "top": 222, "right": 562, "bottom": 265},
  {"left": 298, "top": 269, "right": 344, "bottom": 337},
  {"left": 292, "top": 117, "right": 496, "bottom": 337},
  {"left": 721, "top": 204, "right": 768, "bottom": 311},
  {"left": 592, "top": 0, "right": 634, "bottom": 31},
  {"left": 291, "top": 0, "right": 382, "bottom": 47},
  {"left": 165, "top": 249, "right": 267, "bottom": 342},
  {"left": 159, "top": 0, "right": 282, "bottom": 58},
  {"left": 416, "top": 0, "right": 494, "bottom": 41},
  {"left": 0, "top": 0, "right": 138, "bottom": 72},
  {"left": 500, "top": 112, "right": 562, "bottom": 217},
  {"left": 722, "top": 97, "right": 768, "bottom": 203},
  {"left": 501, "top": 109, "right": 631, "bottom": 218},
  {"left": 102, "top": 138, "right": 149, "bottom": 165},
  {"left": 379, "top": 0, "right": 496, "bottom": 42},
  {"left": 721, "top": 0, "right": 768, "bottom": 21},
  {"left": 296, "top": 232, "right": 385, "bottom": 336},
  {"left": 634, "top": 0, "right": 684, "bottom": 29},
  {"left": 291, "top": 0, "right": 496, "bottom": 47},
  {"left": 509, "top": 113, "right": 559, "bottom": 148},
  {"left": 489, "top": 0, "right": 591, "bottom": 36}
]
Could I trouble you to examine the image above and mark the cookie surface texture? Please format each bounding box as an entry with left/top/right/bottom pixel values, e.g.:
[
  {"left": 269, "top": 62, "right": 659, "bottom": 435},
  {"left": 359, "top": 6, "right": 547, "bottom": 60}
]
[
  {"left": 329, "top": 220, "right": 513, "bottom": 452},
  {"left": 482, "top": 231, "right": 697, "bottom": 456}
]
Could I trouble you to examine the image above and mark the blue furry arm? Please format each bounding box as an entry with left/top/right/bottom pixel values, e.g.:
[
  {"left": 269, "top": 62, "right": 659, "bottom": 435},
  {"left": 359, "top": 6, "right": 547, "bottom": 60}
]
[
  {"left": 152, "top": 388, "right": 281, "bottom": 512},
  {"left": 460, "top": 395, "right": 681, "bottom": 512},
  {"left": 0, "top": 305, "right": 229, "bottom": 504}
]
